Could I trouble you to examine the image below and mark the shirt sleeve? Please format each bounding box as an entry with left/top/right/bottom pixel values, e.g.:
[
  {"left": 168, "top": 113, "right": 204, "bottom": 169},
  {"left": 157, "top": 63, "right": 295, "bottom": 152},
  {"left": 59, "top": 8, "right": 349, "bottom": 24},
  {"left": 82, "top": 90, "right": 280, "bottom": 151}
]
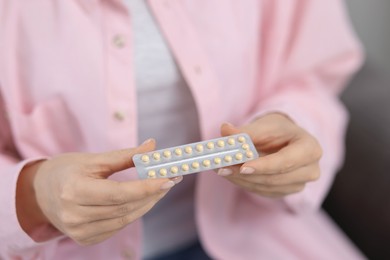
[
  {"left": 245, "top": 0, "right": 364, "bottom": 213},
  {"left": 0, "top": 92, "right": 58, "bottom": 257}
]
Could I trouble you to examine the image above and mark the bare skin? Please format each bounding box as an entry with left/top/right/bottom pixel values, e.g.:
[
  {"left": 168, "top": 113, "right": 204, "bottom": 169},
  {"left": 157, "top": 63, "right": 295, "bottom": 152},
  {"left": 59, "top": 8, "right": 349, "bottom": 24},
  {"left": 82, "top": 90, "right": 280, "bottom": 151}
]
[
  {"left": 16, "top": 139, "right": 182, "bottom": 246},
  {"left": 16, "top": 113, "right": 322, "bottom": 246},
  {"left": 218, "top": 113, "right": 322, "bottom": 198}
]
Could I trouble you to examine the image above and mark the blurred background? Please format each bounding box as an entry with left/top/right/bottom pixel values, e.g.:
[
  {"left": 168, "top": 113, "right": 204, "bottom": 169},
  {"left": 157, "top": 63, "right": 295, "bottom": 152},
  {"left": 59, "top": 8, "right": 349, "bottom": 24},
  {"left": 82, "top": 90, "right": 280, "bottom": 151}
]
[{"left": 323, "top": 0, "right": 390, "bottom": 259}]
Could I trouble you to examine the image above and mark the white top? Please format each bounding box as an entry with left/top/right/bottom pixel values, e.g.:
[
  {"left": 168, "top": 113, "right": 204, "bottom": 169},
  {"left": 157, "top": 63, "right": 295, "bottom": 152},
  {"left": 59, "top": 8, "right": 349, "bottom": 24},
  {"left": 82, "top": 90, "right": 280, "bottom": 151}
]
[{"left": 124, "top": 0, "right": 201, "bottom": 258}]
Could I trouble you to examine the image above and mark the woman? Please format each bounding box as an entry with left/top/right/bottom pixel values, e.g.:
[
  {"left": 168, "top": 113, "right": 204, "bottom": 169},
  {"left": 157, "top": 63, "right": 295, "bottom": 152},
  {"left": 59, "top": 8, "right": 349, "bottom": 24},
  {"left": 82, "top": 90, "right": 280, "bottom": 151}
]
[{"left": 0, "top": 1, "right": 364, "bottom": 259}]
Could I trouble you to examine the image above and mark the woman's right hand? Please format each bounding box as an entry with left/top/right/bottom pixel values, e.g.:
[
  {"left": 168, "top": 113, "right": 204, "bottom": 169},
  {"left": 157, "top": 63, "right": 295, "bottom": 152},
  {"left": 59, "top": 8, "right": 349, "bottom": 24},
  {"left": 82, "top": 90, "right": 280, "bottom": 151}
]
[{"left": 16, "top": 139, "right": 181, "bottom": 246}]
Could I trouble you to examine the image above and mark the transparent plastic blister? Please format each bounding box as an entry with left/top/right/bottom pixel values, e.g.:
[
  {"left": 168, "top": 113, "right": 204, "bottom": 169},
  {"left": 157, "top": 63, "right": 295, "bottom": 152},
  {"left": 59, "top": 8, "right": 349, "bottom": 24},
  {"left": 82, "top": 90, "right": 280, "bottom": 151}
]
[{"left": 133, "top": 134, "right": 259, "bottom": 179}]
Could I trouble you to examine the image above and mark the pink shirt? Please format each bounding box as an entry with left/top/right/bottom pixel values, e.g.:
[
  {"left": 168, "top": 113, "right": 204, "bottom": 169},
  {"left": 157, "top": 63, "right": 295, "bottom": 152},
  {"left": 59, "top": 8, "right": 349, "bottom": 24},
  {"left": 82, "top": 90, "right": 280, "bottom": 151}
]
[
  {"left": 127, "top": 0, "right": 200, "bottom": 256},
  {"left": 0, "top": 1, "right": 364, "bottom": 259}
]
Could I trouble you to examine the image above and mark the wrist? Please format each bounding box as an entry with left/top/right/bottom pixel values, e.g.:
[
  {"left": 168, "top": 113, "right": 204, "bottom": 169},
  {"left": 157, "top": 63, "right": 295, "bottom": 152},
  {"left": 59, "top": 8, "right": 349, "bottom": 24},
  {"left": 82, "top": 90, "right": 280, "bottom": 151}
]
[{"left": 16, "top": 160, "right": 54, "bottom": 240}]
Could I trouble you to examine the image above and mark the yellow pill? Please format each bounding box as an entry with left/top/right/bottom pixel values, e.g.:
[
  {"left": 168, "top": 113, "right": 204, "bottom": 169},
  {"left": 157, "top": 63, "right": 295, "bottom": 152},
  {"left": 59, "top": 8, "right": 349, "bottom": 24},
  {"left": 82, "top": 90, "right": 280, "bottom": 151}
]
[
  {"left": 242, "top": 144, "right": 250, "bottom": 151},
  {"left": 181, "top": 164, "right": 189, "bottom": 171},
  {"left": 174, "top": 148, "right": 182, "bottom": 156},
  {"left": 159, "top": 168, "right": 167, "bottom": 177},
  {"left": 196, "top": 144, "right": 204, "bottom": 152},
  {"left": 147, "top": 170, "right": 156, "bottom": 178},
  {"left": 206, "top": 142, "right": 214, "bottom": 149},
  {"left": 227, "top": 138, "right": 235, "bottom": 145},
  {"left": 203, "top": 160, "right": 211, "bottom": 167},
  {"left": 246, "top": 151, "right": 254, "bottom": 158},
  {"left": 235, "top": 153, "right": 243, "bottom": 160},
  {"left": 141, "top": 155, "right": 150, "bottom": 163},
  {"left": 224, "top": 155, "right": 233, "bottom": 163},
  {"left": 170, "top": 166, "right": 179, "bottom": 174},
  {"left": 238, "top": 136, "right": 246, "bottom": 143},
  {"left": 185, "top": 146, "right": 193, "bottom": 154},
  {"left": 214, "top": 157, "right": 222, "bottom": 164},
  {"left": 217, "top": 140, "right": 225, "bottom": 147},
  {"left": 153, "top": 152, "right": 161, "bottom": 160},
  {"left": 192, "top": 162, "right": 200, "bottom": 169},
  {"left": 163, "top": 150, "right": 171, "bottom": 158}
]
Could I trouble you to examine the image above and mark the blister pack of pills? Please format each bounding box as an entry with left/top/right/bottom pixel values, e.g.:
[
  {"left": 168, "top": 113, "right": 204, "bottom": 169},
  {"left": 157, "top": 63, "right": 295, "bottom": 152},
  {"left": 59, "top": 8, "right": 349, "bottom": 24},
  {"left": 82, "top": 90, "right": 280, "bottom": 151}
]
[{"left": 133, "top": 134, "right": 259, "bottom": 179}]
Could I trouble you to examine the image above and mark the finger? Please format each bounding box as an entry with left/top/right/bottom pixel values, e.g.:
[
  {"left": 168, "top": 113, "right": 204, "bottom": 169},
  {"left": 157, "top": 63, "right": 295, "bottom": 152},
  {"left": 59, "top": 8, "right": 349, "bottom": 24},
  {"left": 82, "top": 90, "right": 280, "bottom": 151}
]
[
  {"left": 93, "top": 138, "right": 156, "bottom": 178},
  {"left": 74, "top": 192, "right": 165, "bottom": 223},
  {"left": 233, "top": 164, "right": 320, "bottom": 186},
  {"left": 241, "top": 137, "right": 322, "bottom": 175},
  {"left": 220, "top": 122, "right": 263, "bottom": 147},
  {"left": 220, "top": 122, "right": 242, "bottom": 137},
  {"left": 69, "top": 195, "right": 162, "bottom": 241},
  {"left": 220, "top": 119, "right": 294, "bottom": 148},
  {"left": 216, "top": 165, "right": 241, "bottom": 177},
  {"left": 74, "top": 176, "right": 180, "bottom": 206},
  {"left": 76, "top": 229, "right": 119, "bottom": 246},
  {"left": 220, "top": 122, "right": 290, "bottom": 155}
]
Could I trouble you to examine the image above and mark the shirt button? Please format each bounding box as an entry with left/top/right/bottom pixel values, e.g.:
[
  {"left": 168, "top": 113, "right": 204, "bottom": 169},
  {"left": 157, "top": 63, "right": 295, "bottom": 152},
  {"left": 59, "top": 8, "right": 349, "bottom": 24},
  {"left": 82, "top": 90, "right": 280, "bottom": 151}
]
[
  {"left": 121, "top": 249, "right": 134, "bottom": 259},
  {"left": 113, "top": 111, "right": 125, "bottom": 121},
  {"left": 113, "top": 34, "right": 126, "bottom": 49}
]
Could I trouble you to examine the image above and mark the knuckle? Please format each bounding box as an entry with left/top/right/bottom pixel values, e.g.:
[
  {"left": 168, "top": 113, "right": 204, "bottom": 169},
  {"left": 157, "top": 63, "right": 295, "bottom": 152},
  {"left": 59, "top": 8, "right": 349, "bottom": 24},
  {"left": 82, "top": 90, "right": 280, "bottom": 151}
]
[
  {"left": 60, "top": 179, "right": 81, "bottom": 203},
  {"left": 59, "top": 188, "right": 74, "bottom": 203},
  {"left": 118, "top": 215, "right": 131, "bottom": 227},
  {"left": 117, "top": 205, "right": 132, "bottom": 216},
  {"left": 281, "top": 162, "right": 294, "bottom": 174},
  {"left": 109, "top": 193, "right": 125, "bottom": 204},
  {"left": 108, "top": 187, "right": 126, "bottom": 204}
]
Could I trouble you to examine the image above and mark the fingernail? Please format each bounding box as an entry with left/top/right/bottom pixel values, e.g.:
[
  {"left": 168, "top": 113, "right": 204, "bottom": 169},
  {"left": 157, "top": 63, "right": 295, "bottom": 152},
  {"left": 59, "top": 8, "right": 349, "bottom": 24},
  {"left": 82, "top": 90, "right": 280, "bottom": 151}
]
[
  {"left": 141, "top": 138, "right": 154, "bottom": 145},
  {"left": 218, "top": 168, "right": 233, "bottom": 176},
  {"left": 160, "top": 181, "right": 175, "bottom": 190},
  {"left": 171, "top": 176, "right": 183, "bottom": 184},
  {"left": 240, "top": 167, "right": 255, "bottom": 174}
]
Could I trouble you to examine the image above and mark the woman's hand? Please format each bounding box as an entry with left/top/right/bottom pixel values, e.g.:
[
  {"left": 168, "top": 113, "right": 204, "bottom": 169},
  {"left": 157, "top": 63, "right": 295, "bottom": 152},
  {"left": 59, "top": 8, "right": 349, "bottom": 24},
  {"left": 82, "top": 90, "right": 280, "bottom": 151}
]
[
  {"left": 218, "top": 113, "right": 322, "bottom": 198},
  {"left": 16, "top": 139, "right": 182, "bottom": 245}
]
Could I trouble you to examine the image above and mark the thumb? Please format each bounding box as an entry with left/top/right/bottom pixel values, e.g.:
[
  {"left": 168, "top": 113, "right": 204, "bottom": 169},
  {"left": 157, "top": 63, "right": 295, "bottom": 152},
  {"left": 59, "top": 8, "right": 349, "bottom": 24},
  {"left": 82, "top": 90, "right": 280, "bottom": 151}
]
[
  {"left": 220, "top": 122, "right": 258, "bottom": 139},
  {"left": 93, "top": 138, "right": 156, "bottom": 178},
  {"left": 220, "top": 122, "right": 242, "bottom": 137},
  {"left": 220, "top": 121, "right": 262, "bottom": 145}
]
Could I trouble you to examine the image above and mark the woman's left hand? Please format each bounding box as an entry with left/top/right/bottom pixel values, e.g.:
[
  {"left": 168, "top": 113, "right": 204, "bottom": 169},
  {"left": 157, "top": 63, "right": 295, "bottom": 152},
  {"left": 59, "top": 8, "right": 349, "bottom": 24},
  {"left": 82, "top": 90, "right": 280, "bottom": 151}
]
[{"left": 218, "top": 113, "right": 323, "bottom": 198}]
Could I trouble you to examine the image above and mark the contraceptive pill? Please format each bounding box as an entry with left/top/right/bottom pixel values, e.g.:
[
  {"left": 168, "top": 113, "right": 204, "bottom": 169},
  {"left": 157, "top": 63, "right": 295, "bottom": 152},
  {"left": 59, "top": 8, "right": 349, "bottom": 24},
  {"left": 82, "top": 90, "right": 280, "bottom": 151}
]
[{"left": 133, "top": 134, "right": 259, "bottom": 179}]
